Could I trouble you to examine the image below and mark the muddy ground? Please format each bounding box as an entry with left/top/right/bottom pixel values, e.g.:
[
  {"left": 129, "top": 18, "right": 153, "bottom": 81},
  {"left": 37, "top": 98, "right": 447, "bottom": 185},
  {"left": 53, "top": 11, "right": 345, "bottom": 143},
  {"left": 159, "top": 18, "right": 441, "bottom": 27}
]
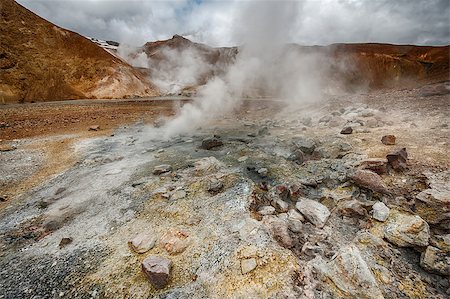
[{"left": 0, "top": 84, "right": 449, "bottom": 298}]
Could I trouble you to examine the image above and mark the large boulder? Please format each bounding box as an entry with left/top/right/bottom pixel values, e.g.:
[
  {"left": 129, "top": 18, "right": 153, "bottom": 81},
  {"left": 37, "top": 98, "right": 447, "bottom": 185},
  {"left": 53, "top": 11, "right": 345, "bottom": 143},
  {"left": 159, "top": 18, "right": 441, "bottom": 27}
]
[
  {"left": 420, "top": 246, "right": 450, "bottom": 276},
  {"left": 384, "top": 211, "right": 430, "bottom": 247},
  {"left": 314, "top": 244, "right": 384, "bottom": 299},
  {"left": 295, "top": 198, "right": 331, "bottom": 228}
]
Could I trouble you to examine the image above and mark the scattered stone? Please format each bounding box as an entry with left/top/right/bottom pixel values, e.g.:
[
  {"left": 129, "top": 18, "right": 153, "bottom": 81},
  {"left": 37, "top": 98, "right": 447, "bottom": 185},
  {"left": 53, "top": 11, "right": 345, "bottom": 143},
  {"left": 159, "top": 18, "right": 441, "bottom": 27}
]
[
  {"left": 338, "top": 200, "right": 367, "bottom": 218},
  {"left": 351, "top": 169, "right": 387, "bottom": 193},
  {"left": 257, "top": 168, "right": 268, "bottom": 176},
  {"left": 128, "top": 233, "right": 157, "bottom": 254},
  {"left": 420, "top": 246, "right": 450, "bottom": 276},
  {"left": 340, "top": 127, "right": 353, "bottom": 134},
  {"left": 288, "top": 149, "right": 305, "bottom": 164},
  {"left": 381, "top": 135, "right": 396, "bottom": 145},
  {"left": 292, "top": 137, "right": 316, "bottom": 154},
  {"left": 208, "top": 178, "right": 223, "bottom": 193},
  {"left": 238, "top": 156, "right": 248, "bottom": 162},
  {"left": 153, "top": 164, "right": 172, "bottom": 175},
  {"left": 273, "top": 199, "right": 289, "bottom": 213},
  {"left": 263, "top": 216, "right": 294, "bottom": 248},
  {"left": 200, "top": 137, "right": 223, "bottom": 150},
  {"left": 59, "top": 237, "right": 73, "bottom": 248},
  {"left": 315, "top": 244, "right": 384, "bottom": 299},
  {"left": 257, "top": 206, "right": 276, "bottom": 216},
  {"left": 159, "top": 230, "right": 189, "bottom": 255},
  {"left": 287, "top": 209, "right": 304, "bottom": 222},
  {"left": 295, "top": 198, "right": 331, "bottom": 228},
  {"left": 89, "top": 125, "right": 100, "bottom": 131},
  {"left": 240, "top": 258, "right": 257, "bottom": 274},
  {"left": 358, "top": 158, "right": 388, "bottom": 175},
  {"left": 372, "top": 202, "right": 390, "bottom": 222},
  {"left": 0, "top": 195, "right": 7, "bottom": 202},
  {"left": 0, "top": 145, "right": 16, "bottom": 152},
  {"left": 384, "top": 212, "right": 430, "bottom": 247},
  {"left": 141, "top": 256, "right": 172, "bottom": 289},
  {"left": 386, "top": 148, "right": 408, "bottom": 171}
]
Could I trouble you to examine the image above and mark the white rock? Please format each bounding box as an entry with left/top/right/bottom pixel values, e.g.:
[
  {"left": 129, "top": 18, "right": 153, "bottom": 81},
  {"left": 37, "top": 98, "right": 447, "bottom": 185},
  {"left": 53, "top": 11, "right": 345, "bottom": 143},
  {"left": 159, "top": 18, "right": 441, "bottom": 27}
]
[
  {"left": 241, "top": 258, "right": 257, "bottom": 274},
  {"left": 128, "top": 233, "right": 156, "bottom": 254},
  {"left": 372, "top": 202, "right": 389, "bottom": 222},
  {"left": 238, "top": 156, "right": 248, "bottom": 162},
  {"left": 258, "top": 206, "right": 276, "bottom": 216},
  {"left": 295, "top": 199, "right": 330, "bottom": 228},
  {"left": 384, "top": 212, "right": 430, "bottom": 247}
]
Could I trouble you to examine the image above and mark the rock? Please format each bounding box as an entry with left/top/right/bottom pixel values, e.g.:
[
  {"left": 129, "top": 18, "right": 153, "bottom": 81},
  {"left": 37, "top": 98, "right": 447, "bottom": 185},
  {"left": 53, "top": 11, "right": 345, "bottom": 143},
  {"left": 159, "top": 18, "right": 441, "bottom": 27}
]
[
  {"left": 295, "top": 199, "right": 330, "bottom": 228},
  {"left": 287, "top": 210, "right": 304, "bottom": 232},
  {"left": 384, "top": 212, "right": 430, "bottom": 247},
  {"left": 128, "top": 233, "right": 156, "bottom": 254},
  {"left": 141, "top": 256, "right": 172, "bottom": 289},
  {"left": 257, "top": 206, "right": 276, "bottom": 216},
  {"left": 431, "top": 234, "right": 450, "bottom": 252},
  {"left": 315, "top": 244, "right": 384, "bottom": 299},
  {"left": 153, "top": 164, "right": 172, "bottom": 175},
  {"left": 240, "top": 258, "right": 257, "bottom": 274},
  {"left": 263, "top": 216, "right": 293, "bottom": 248},
  {"left": 208, "top": 178, "right": 223, "bottom": 193},
  {"left": 372, "top": 202, "right": 389, "bottom": 222},
  {"left": 288, "top": 149, "right": 305, "bottom": 164},
  {"left": 340, "top": 127, "right": 353, "bottom": 134},
  {"left": 89, "top": 125, "right": 100, "bottom": 131},
  {"left": 319, "top": 115, "right": 332, "bottom": 123},
  {"left": 292, "top": 137, "right": 316, "bottom": 154},
  {"left": 351, "top": 169, "right": 387, "bottom": 193},
  {"left": 358, "top": 158, "right": 388, "bottom": 175},
  {"left": 381, "top": 135, "right": 396, "bottom": 145},
  {"left": 420, "top": 246, "right": 450, "bottom": 276},
  {"left": 415, "top": 171, "right": 450, "bottom": 226},
  {"left": 159, "top": 230, "right": 189, "bottom": 255},
  {"left": 287, "top": 209, "right": 304, "bottom": 222},
  {"left": 338, "top": 200, "right": 367, "bottom": 218},
  {"left": 200, "top": 137, "right": 223, "bottom": 150},
  {"left": 59, "top": 237, "right": 72, "bottom": 248},
  {"left": 0, "top": 145, "right": 16, "bottom": 152},
  {"left": 328, "top": 116, "right": 346, "bottom": 128},
  {"left": 386, "top": 148, "right": 408, "bottom": 171},
  {"left": 0, "top": 195, "right": 7, "bottom": 202},
  {"left": 238, "top": 156, "right": 248, "bottom": 162},
  {"left": 273, "top": 199, "right": 289, "bottom": 213},
  {"left": 257, "top": 168, "right": 268, "bottom": 176}
]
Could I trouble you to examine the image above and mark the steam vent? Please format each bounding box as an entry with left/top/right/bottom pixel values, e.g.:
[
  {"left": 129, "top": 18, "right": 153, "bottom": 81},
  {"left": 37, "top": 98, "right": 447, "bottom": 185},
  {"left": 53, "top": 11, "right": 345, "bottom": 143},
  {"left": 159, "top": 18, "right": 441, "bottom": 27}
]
[{"left": 1, "top": 0, "right": 449, "bottom": 298}]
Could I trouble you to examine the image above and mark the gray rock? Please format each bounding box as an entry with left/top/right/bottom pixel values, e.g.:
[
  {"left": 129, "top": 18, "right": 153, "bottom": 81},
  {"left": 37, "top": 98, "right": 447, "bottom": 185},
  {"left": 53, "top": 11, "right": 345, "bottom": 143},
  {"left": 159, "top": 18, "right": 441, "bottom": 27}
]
[
  {"left": 128, "top": 233, "right": 157, "bottom": 254},
  {"left": 153, "top": 164, "right": 172, "bottom": 175},
  {"left": 372, "top": 202, "right": 389, "bottom": 222},
  {"left": 384, "top": 211, "right": 430, "bottom": 247},
  {"left": 141, "top": 256, "right": 172, "bottom": 289},
  {"left": 263, "top": 216, "right": 294, "bottom": 248},
  {"left": 295, "top": 198, "right": 330, "bottom": 228},
  {"left": 273, "top": 199, "right": 289, "bottom": 213},
  {"left": 340, "top": 127, "right": 353, "bottom": 134},
  {"left": 241, "top": 258, "right": 257, "bottom": 274},
  {"left": 420, "top": 246, "right": 450, "bottom": 276},
  {"left": 287, "top": 209, "right": 304, "bottom": 222},
  {"left": 257, "top": 168, "right": 268, "bottom": 176},
  {"left": 292, "top": 137, "right": 316, "bottom": 154},
  {"left": 200, "top": 137, "right": 223, "bottom": 150},
  {"left": 208, "top": 179, "right": 223, "bottom": 193}
]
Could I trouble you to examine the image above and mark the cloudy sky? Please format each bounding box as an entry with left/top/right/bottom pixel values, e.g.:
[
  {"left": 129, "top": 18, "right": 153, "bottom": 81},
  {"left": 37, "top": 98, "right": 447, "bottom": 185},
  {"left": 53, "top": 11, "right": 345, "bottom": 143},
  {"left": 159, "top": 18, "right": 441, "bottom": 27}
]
[{"left": 17, "top": 0, "right": 450, "bottom": 47}]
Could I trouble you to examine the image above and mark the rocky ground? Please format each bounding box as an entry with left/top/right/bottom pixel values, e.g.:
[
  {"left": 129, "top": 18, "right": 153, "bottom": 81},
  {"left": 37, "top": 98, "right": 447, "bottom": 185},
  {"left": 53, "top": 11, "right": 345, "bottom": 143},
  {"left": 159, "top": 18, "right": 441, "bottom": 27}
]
[{"left": 0, "top": 83, "right": 449, "bottom": 298}]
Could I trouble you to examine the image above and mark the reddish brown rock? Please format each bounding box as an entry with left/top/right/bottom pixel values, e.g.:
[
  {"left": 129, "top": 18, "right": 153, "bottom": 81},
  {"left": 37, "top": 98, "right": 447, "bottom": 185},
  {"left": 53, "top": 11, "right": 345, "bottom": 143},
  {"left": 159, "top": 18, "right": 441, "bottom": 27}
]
[
  {"left": 358, "top": 158, "right": 388, "bottom": 175},
  {"left": 381, "top": 135, "right": 396, "bottom": 145},
  {"left": 386, "top": 148, "right": 408, "bottom": 171},
  {"left": 351, "top": 169, "right": 387, "bottom": 193},
  {"left": 141, "top": 256, "right": 172, "bottom": 289},
  {"left": 159, "top": 229, "right": 189, "bottom": 255}
]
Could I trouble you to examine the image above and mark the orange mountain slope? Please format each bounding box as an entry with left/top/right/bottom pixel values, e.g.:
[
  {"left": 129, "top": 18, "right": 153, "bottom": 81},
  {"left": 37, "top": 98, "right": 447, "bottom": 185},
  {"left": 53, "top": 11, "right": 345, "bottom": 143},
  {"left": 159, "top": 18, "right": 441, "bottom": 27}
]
[{"left": 0, "top": 0, "right": 159, "bottom": 103}]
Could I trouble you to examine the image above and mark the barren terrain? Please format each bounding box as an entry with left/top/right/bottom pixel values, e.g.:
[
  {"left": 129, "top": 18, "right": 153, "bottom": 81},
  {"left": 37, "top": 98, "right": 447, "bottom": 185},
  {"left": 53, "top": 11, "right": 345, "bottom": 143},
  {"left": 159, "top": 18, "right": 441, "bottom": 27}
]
[{"left": 0, "top": 81, "right": 448, "bottom": 298}]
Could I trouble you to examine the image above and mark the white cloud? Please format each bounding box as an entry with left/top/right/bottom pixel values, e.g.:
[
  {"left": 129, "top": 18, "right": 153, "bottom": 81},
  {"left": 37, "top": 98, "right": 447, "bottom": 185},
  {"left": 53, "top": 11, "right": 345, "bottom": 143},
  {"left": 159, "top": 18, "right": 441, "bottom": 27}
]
[{"left": 17, "top": 0, "right": 450, "bottom": 46}]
